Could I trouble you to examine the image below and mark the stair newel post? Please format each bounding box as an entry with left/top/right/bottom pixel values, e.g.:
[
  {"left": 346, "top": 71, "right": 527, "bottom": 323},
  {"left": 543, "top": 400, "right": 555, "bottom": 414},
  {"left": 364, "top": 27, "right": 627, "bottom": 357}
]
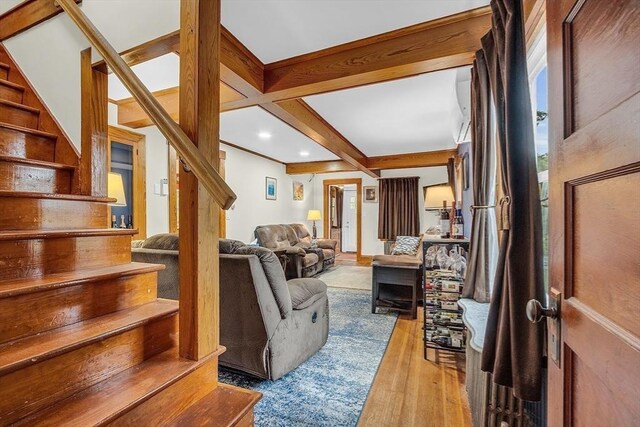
[
  {"left": 178, "top": 0, "right": 222, "bottom": 360},
  {"left": 79, "top": 47, "right": 108, "bottom": 197}
]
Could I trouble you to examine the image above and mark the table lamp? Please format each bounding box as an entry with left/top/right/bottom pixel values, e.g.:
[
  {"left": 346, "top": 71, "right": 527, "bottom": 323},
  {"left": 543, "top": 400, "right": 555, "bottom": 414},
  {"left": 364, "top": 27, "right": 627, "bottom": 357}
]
[
  {"left": 307, "top": 209, "right": 322, "bottom": 239},
  {"left": 108, "top": 172, "right": 127, "bottom": 206}
]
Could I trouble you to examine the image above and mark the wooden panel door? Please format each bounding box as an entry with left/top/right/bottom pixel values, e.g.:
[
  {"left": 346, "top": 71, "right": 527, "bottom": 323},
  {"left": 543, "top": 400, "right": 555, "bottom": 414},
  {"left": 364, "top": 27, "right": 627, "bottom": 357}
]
[{"left": 547, "top": 0, "right": 640, "bottom": 425}]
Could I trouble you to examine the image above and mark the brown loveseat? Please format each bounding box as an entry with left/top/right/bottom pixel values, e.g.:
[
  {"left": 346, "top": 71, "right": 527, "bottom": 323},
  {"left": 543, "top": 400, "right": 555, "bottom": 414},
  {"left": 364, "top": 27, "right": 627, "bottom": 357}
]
[{"left": 254, "top": 224, "right": 337, "bottom": 279}]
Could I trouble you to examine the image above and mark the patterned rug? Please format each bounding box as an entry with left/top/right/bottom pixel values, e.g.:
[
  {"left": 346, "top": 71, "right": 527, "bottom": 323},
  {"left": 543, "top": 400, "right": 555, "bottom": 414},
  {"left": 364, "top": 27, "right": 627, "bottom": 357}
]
[{"left": 219, "top": 287, "right": 397, "bottom": 427}]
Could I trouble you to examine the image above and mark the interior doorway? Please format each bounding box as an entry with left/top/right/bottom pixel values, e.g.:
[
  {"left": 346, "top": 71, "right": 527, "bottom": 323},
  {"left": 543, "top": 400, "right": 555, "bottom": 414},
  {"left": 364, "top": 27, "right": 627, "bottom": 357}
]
[
  {"left": 107, "top": 126, "right": 146, "bottom": 240},
  {"left": 323, "top": 178, "right": 363, "bottom": 264}
]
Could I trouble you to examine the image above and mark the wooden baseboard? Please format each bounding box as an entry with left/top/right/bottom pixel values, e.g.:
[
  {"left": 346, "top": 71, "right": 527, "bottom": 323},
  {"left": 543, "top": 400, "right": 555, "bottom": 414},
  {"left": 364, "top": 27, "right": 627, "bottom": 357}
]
[{"left": 357, "top": 255, "right": 373, "bottom": 266}]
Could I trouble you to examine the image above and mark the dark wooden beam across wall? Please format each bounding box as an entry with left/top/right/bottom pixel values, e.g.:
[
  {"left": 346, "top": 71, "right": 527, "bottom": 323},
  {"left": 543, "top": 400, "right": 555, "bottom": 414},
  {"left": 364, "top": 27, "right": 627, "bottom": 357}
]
[
  {"left": 0, "top": 0, "right": 82, "bottom": 41},
  {"left": 286, "top": 148, "right": 457, "bottom": 174},
  {"left": 223, "top": 6, "right": 492, "bottom": 110}
]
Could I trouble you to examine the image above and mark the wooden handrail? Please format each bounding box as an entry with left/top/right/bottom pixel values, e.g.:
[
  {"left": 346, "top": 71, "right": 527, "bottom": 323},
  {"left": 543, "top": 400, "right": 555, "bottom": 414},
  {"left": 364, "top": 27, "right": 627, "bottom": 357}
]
[{"left": 57, "top": 0, "right": 236, "bottom": 209}]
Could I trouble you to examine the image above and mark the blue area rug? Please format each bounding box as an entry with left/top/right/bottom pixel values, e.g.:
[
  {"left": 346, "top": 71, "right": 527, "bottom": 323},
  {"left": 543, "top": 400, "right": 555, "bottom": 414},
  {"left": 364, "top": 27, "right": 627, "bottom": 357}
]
[{"left": 219, "top": 287, "right": 397, "bottom": 426}]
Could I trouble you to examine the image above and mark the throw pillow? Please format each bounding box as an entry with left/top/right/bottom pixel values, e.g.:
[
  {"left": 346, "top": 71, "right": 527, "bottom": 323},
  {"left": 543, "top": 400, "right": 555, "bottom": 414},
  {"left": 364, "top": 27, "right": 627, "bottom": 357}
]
[
  {"left": 141, "top": 233, "right": 179, "bottom": 250},
  {"left": 391, "top": 236, "right": 421, "bottom": 256}
]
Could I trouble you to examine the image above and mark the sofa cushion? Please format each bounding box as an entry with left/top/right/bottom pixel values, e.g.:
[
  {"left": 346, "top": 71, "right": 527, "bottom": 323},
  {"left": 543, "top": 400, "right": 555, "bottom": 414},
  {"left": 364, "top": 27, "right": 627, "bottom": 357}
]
[
  {"left": 321, "top": 249, "right": 334, "bottom": 260},
  {"left": 373, "top": 254, "right": 422, "bottom": 268},
  {"left": 219, "top": 239, "right": 247, "bottom": 254},
  {"left": 227, "top": 245, "right": 293, "bottom": 318},
  {"left": 302, "top": 253, "right": 319, "bottom": 267},
  {"left": 391, "top": 236, "right": 421, "bottom": 256},
  {"left": 142, "top": 233, "right": 179, "bottom": 250},
  {"left": 287, "top": 278, "right": 327, "bottom": 310},
  {"left": 255, "top": 224, "right": 298, "bottom": 250}
]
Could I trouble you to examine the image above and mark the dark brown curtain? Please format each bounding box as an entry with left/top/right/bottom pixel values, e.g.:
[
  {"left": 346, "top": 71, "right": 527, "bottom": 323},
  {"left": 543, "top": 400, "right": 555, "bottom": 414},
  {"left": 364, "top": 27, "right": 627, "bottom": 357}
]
[
  {"left": 480, "top": 0, "right": 545, "bottom": 402},
  {"left": 335, "top": 187, "right": 344, "bottom": 229},
  {"left": 463, "top": 50, "right": 497, "bottom": 304},
  {"left": 377, "top": 177, "right": 420, "bottom": 240}
]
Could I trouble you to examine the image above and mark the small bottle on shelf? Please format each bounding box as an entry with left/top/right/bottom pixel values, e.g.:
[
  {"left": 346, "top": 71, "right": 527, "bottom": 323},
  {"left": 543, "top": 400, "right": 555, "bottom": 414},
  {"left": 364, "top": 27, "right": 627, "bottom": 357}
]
[
  {"left": 439, "top": 201, "right": 450, "bottom": 238},
  {"left": 127, "top": 215, "right": 133, "bottom": 229},
  {"left": 119, "top": 214, "right": 126, "bottom": 228},
  {"left": 452, "top": 205, "right": 464, "bottom": 239},
  {"left": 111, "top": 214, "right": 117, "bottom": 228}
]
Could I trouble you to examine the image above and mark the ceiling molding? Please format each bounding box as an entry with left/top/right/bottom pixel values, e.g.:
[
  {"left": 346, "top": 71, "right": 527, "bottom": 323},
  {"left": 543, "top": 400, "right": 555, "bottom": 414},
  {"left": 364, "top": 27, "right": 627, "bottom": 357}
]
[
  {"left": 222, "top": 6, "right": 492, "bottom": 110},
  {"left": 286, "top": 148, "right": 457, "bottom": 174}
]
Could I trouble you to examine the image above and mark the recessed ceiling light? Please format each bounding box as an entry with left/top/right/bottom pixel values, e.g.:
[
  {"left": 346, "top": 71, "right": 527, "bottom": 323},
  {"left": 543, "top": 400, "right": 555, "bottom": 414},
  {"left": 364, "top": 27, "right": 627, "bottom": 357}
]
[
  {"left": 258, "top": 131, "right": 272, "bottom": 140},
  {"left": 299, "top": 151, "right": 310, "bottom": 157}
]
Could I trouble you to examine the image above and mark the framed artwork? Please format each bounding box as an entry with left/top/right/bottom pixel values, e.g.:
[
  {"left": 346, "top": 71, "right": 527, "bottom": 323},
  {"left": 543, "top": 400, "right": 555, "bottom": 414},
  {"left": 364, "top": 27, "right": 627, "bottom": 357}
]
[
  {"left": 293, "top": 181, "right": 304, "bottom": 201},
  {"left": 363, "top": 185, "right": 378, "bottom": 203},
  {"left": 462, "top": 152, "right": 470, "bottom": 190},
  {"left": 265, "top": 177, "right": 277, "bottom": 200}
]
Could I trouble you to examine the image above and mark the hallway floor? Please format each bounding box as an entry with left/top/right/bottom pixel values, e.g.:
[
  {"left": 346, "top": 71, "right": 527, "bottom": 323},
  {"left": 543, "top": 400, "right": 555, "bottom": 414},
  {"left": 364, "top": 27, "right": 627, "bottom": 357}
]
[{"left": 359, "top": 307, "right": 472, "bottom": 427}]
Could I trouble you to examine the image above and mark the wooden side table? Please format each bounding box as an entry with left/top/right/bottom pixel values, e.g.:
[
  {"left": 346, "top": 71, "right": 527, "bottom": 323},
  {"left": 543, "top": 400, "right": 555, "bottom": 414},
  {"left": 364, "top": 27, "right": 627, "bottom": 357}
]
[{"left": 371, "top": 262, "right": 422, "bottom": 319}]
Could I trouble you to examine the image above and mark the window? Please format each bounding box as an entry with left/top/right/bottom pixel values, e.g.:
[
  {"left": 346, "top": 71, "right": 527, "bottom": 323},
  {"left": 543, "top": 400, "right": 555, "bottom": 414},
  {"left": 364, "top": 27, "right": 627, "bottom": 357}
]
[{"left": 528, "top": 29, "right": 549, "bottom": 291}]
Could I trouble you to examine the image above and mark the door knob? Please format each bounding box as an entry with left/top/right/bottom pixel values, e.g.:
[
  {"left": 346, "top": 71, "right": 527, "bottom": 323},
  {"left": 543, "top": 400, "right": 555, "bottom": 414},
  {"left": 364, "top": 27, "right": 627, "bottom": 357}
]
[{"left": 526, "top": 299, "right": 558, "bottom": 323}]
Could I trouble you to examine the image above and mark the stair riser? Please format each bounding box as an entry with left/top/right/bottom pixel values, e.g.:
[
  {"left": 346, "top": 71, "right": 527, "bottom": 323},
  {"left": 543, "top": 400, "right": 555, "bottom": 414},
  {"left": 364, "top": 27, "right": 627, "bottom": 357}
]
[
  {"left": 0, "top": 161, "right": 72, "bottom": 193},
  {"left": 0, "top": 67, "right": 7, "bottom": 80},
  {"left": 0, "top": 127, "right": 55, "bottom": 162},
  {"left": 0, "top": 103, "right": 38, "bottom": 128},
  {"left": 0, "top": 83, "right": 23, "bottom": 103},
  {"left": 0, "top": 235, "right": 132, "bottom": 280},
  {"left": 0, "top": 272, "right": 158, "bottom": 344},
  {"left": 111, "top": 357, "right": 219, "bottom": 427},
  {"left": 0, "top": 198, "right": 108, "bottom": 230},
  {"left": 0, "top": 314, "right": 178, "bottom": 424}
]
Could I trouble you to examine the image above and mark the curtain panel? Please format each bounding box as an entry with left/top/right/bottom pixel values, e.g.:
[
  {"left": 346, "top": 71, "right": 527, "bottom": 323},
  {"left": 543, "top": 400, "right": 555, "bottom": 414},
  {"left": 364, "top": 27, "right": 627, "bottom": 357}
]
[
  {"left": 463, "top": 50, "right": 498, "bottom": 304},
  {"left": 377, "top": 177, "right": 420, "bottom": 240},
  {"left": 479, "top": 0, "right": 545, "bottom": 402}
]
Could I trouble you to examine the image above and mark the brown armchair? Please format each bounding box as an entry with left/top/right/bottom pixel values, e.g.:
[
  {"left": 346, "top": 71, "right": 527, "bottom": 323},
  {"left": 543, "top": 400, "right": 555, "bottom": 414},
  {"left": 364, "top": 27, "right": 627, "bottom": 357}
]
[
  {"left": 254, "top": 224, "right": 337, "bottom": 278},
  {"left": 289, "top": 223, "right": 337, "bottom": 268}
]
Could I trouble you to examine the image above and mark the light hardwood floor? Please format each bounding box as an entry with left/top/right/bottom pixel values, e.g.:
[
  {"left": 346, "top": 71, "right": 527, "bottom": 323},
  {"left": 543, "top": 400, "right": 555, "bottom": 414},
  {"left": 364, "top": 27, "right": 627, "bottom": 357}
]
[{"left": 359, "top": 308, "right": 472, "bottom": 427}]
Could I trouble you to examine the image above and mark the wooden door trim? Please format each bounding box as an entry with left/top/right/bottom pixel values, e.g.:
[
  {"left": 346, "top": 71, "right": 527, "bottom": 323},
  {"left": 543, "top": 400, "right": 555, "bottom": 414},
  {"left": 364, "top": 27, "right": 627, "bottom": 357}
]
[
  {"left": 322, "top": 178, "right": 363, "bottom": 264},
  {"left": 108, "top": 125, "right": 146, "bottom": 240}
]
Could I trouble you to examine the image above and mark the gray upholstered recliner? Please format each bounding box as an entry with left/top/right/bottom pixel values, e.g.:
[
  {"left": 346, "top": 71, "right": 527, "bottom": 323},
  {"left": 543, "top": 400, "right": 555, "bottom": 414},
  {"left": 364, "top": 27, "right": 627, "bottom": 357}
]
[
  {"left": 132, "top": 235, "right": 330, "bottom": 380},
  {"left": 218, "top": 239, "right": 329, "bottom": 379},
  {"left": 254, "top": 224, "right": 337, "bottom": 278}
]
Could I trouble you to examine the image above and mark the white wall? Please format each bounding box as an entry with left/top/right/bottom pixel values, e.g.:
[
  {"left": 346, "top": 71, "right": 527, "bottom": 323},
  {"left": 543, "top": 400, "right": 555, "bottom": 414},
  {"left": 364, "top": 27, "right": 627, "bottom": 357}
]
[
  {"left": 223, "top": 145, "right": 315, "bottom": 242},
  {"left": 312, "top": 167, "right": 448, "bottom": 256},
  {"left": 2, "top": 0, "right": 180, "bottom": 148}
]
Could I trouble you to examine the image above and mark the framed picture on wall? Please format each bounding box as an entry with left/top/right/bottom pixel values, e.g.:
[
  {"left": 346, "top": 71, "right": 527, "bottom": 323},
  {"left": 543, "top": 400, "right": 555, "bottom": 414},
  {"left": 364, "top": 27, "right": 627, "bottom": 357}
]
[
  {"left": 265, "top": 177, "right": 277, "bottom": 200},
  {"left": 363, "top": 185, "right": 378, "bottom": 203},
  {"left": 462, "top": 152, "right": 470, "bottom": 190},
  {"left": 293, "top": 181, "right": 304, "bottom": 201}
]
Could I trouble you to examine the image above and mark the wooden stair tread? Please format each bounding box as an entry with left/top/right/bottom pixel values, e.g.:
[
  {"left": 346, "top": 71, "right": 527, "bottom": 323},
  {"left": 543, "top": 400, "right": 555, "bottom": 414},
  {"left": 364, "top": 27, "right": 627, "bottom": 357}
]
[
  {"left": 0, "top": 98, "right": 39, "bottom": 113},
  {"left": 19, "top": 347, "right": 225, "bottom": 427},
  {"left": 0, "top": 190, "right": 114, "bottom": 203},
  {"left": 0, "top": 228, "right": 137, "bottom": 241},
  {"left": 0, "top": 299, "right": 178, "bottom": 377},
  {"left": 0, "top": 155, "right": 76, "bottom": 170},
  {"left": 0, "top": 62, "right": 8, "bottom": 70},
  {"left": 166, "top": 383, "right": 262, "bottom": 427},
  {"left": 0, "top": 262, "right": 164, "bottom": 298},
  {"left": 0, "top": 78, "right": 24, "bottom": 92},
  {"left": 0, "top": 121, "right": 57, "bottom": 139}
]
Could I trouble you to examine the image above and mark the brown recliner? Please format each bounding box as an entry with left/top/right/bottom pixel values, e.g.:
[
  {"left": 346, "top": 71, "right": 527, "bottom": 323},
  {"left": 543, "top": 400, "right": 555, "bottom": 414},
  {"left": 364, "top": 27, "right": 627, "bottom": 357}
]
[{"left": 254, "top": 224, "right": 337, "bottom": 278}]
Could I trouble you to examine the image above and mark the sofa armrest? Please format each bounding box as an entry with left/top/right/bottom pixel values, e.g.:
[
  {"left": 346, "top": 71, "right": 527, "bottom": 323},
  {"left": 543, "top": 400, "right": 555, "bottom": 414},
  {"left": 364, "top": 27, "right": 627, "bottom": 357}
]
[
  {"left": 316, "top": 239, "right": 337, "bottom": 251},
  {"left": 283, "top": 246, "right": 306, "bottom": 256}
]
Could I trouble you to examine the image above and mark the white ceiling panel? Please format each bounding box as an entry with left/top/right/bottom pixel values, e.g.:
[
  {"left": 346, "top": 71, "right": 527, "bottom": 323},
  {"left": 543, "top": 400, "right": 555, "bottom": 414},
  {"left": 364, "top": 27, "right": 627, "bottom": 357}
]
[
  {"left": 304, "top": 69, "right": 467, "bottom": 156},
  {"left": 220, "top": 107, "right": 339, "bottom": 163},
  {"left": 221, "top": 0, "right": 489, "bottom": 63},
  {"left": 108, "top": 53, "right": 179, "bottom": 100}
]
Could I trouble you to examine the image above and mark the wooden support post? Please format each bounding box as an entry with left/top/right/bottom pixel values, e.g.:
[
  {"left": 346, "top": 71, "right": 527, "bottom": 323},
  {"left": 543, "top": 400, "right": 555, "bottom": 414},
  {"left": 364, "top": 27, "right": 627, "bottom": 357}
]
[
  {"left": 80, "top": 47, "right": 108, "bottom": 196},
  {"left": 178, "top": 0, "right": 221, "bottom": 360}
]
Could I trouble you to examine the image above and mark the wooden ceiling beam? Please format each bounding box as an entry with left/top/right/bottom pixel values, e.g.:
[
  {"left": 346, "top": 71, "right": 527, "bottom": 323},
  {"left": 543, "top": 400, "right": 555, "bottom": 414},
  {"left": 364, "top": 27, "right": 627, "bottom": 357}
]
[
  {"left": 222, "top": 6, "right": 492, "bottom": 110},
  {"left": 286, "top": 148, "right": 457, "bottom": 174},
  {"left": 115, "top": 84, "right": 245, "bottom": 128},
  {"left": 262, "top": 99, "right": 378, "bottom": 178},
  {"left": 0, "top": 0, "right": 82, "bottom": 41}
]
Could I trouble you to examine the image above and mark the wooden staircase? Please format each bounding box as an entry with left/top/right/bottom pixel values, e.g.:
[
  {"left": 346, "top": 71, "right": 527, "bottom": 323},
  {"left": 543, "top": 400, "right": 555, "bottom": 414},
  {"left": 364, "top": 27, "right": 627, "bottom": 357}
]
[{"left": 0, "top": 47, "right": 259, "bottom": 425}]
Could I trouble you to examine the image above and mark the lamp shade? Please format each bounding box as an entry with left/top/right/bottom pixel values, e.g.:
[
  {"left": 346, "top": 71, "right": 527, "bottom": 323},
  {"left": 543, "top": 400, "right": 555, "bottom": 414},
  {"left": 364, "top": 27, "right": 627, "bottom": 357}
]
[
  {"left": 108, "top": 172, "right": 127, "bottom": 206},
  {"left": 424, "top": 185, "right": 454, "bottom": 210},
  {"left": 307, "top": 209, "right": 322, "bottom": 221}
]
